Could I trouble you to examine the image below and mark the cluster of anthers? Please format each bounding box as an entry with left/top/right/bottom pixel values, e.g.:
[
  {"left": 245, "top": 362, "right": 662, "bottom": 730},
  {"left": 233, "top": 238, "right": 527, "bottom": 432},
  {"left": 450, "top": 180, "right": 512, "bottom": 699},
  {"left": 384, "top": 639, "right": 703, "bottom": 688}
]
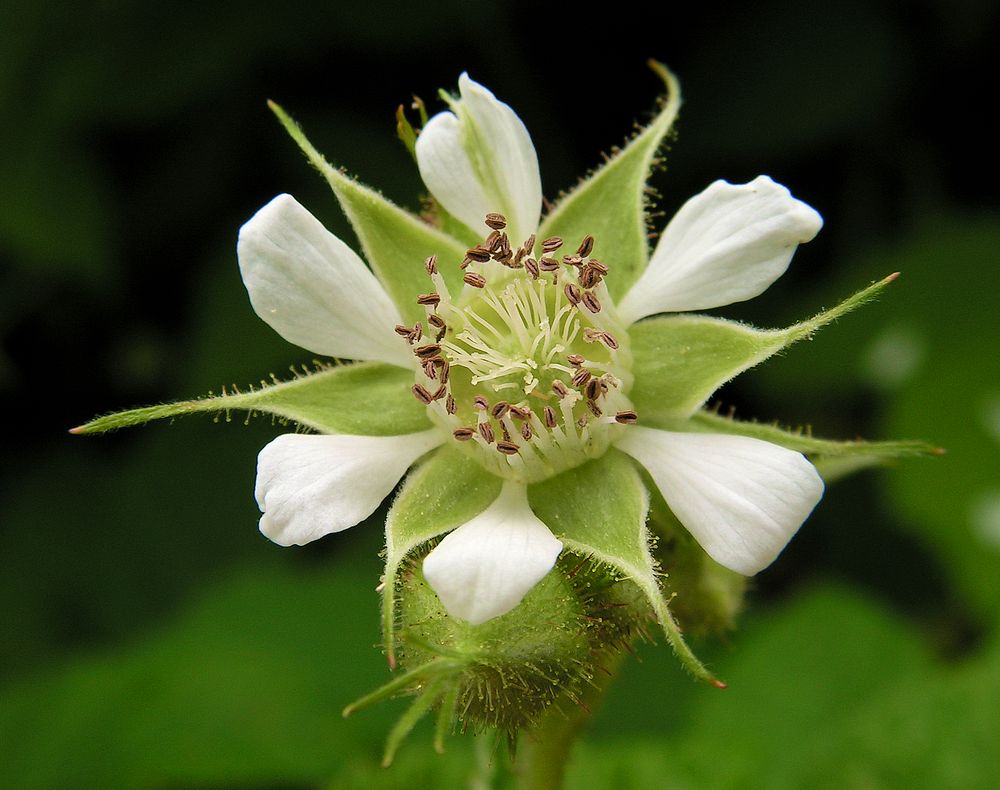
[{"left": 395, "top": 213, "right": 638, "bottom": 483}]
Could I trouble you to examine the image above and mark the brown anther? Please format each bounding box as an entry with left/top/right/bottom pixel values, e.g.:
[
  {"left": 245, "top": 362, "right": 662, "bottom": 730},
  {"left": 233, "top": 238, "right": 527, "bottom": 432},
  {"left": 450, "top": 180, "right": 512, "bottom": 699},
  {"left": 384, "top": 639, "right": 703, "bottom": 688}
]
[
  {"left": 409, "top": 322, "right": 423, "bottom": 343},
  {"left": 446, "top": 393, "right": 457, "bottom": 414},
  {"left": 588, "top": 259, "right": 608, "bottom": 274},
  {"left": 541, "top": 236, "right": 563, "bottom": 253},
  {"left": 497, "top": 233, "right": 511, "bottom": 257},
  {"left": 564, "top": 283, "right": 582, "bottom": 305},
  {"left": 478, "top": 422, "right": 496, "bottom": 443},
  {"left": 582, "top": 327, "right": 603, "bottom": 343},
  {"left": 585, "top": 378, "right": 602, "bottom": 400},
  {"left": 586, "top": 399, "right": 603, "bottom": 417},
  {"left": 414, "top": 343, "right": 441, "bottom": 360},
  {"left": 543, "top": 406, "right": 558, "bottom": 428},
  {"left": 485, "top": 212, "right": 507, "bottom": 230},
  {"left": 484, "top": 230, "right": 502, "bottom": 252},
  {"left": 581, "top": 292, "right": 602, "bottom": 314},
  {"left": 491, "top": 401, "right": 510, "bottom": 419},
  {"left": 520, "top": 422, "right": 533, "bottom": 440},
  {"left": 424, "top": 254, "right": 438, "bottom": 275},
  {"left": 524, "top": 257, "right": 540, "bottom": 279},
  {"left": 453, "top": 427, "right": 475, "bottom": 441},
  {"left": 439, "top": 361, "right": 450, "bottom": 384},
  {"left": 500, "top": 422, "right": 511, "bottom": 441},
  {"left": 465, "top": 245, "right": 491, "bottom": 263},
  {"left": 580, "top": 266, "right": 602, "bottom": 289},
  {"left": 567, "top": 353, "right": 585, "bottom": 367},
  {"left": 427, "top": 314, "right": 446, "bottom": 329},
  {"left": 411, "top": 384, "right": 433, "bottom": 404},
  {"left": 496, "top": 441, "right": 520, "bottom": 455},
  {"left": 473, "top": 394, "right": 490, "bottom": 411},
  {"left": 463, "top": 272, "right": 487, "bottom": 288},
  {"left": 431, "top": 384, "right": 448, "bottom": 401},
  {"left": 509, "top": 404, "right": 531, "bottom": 420},
  {"left": 600, "top": 332, "right": 620, "bottom": 350},
  {"left": 394, "top": 324, "right": 413, "bottom": 338},
  {"left": 422, "top": 360, "right": 437, "bottom": 379},
  {"left": 552, "top": 380, "right": 570, "bottom": 398},
  {"left": 513, "top": 248, "right": 526, "bottom": 266},
  {"left": 615, "top": 410, "right": 638, "bottom": 425},
  {"left": 460, "top": 257, "right": 472, "bottom": 269},
  {"left": 562, "top": 254, "right": 583, "bottom": 268},
  {"left": 539, "top": 256, "right": 560, "bottom": 272},
  {"left": 521, "top": 234, "right": 536, "bottom": 255},
  {"left": 416, "top": 292, "right": 441, "bottom": 307},
  {"left": 571, "top": 368, "right": 593, "bottom": 388},
  {"left": 577, "top": 234, "right": 595, "bottom": 257}
]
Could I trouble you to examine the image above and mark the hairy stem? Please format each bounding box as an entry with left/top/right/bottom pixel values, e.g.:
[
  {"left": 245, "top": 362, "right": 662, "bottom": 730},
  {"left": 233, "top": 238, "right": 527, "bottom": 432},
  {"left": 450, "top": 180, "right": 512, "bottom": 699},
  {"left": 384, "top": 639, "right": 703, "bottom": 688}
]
[{"left": 513, "top": 650, "right": 624, "bottom": 790}]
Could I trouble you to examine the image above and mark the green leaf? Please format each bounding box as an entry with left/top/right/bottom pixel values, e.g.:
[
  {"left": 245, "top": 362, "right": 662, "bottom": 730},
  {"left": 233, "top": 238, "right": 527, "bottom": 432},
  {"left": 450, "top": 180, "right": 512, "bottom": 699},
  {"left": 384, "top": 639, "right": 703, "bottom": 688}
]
[
  {"left": 269, "top": 102, "right": 468, "bottom": 324},
  {"left": 73, "top": 362, "right": 430, "bottom": 437},
  {"left": 538, "top": 61, "right": 680, "bottom": 302},
  {"left": 529, "top": 450, "right": 721, "bottom": 686},
  {"left": 382, "top": 446, "right": 503, "bottom": 664},
  {"left": 629, "top": 273, "right": 899, "bottom": 420}
]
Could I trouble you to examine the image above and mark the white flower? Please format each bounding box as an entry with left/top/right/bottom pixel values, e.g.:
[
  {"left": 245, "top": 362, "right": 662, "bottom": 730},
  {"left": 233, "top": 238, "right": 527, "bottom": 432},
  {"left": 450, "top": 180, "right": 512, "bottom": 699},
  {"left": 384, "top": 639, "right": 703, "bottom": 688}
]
[{"left": 237, "top": 73, "right": 824, "bottom": 626}]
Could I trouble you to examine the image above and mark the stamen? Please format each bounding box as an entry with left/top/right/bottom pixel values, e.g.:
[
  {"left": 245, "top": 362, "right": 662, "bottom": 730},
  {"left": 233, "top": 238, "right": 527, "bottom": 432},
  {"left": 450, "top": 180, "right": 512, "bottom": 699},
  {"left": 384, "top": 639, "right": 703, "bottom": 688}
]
[
  {"left": 485, "top": 212, "right": 507, "bottom": 230},
  {"left": 564, "top": 283, "right": 582, "bottom": 306},
  {"left": 567, "top": 353, "right": 585, "bottom": 367},
  {"left": 615, "top": 410, "right": 638, "bottom": 424},
  {"left": 496, "top": 441, "right": 520, "bottom": 455},
  {"left": 454, "top": 427, "right": 475, "bottom": 440},
  {"left": 446, "top": 393, "right": 457, "bottom": 414},
  {"left": 416, "top": 293, "right": 441, "bottom": 308},
  {"left": 543, "top": 406, "right": 558, "bottom": 428},
  {"left": 571, "top": 368, "right": 592, "bottom": 388},
  {"left": 412, "top": 384, "right": 433, "bottom": 404},
  {"left": 539, "top": 256, "right": 560, "bottom": 272},
  {"left": 524, "top": 257, "right": 540, "bottom": 279},
  {"left": 541, "top": 236, "right": 563, "bottom": 253},
  {"left": 478, "top": 422, "right": 496, "bottom": 443},
  {"left": 414, "top": 343, "right": 441, "bottom": 360},
  {"left": 463, "top": 272, "right": 487, "bottom": 289},
  {"left": 424, "top": 254, "right": 438, "bottom": 275},
  {"left": 552, "top": 380, "right": 569, "bottom": 398},
  {"left": 581, "top": 292, "right": 602, "bottom": 314},
  {"left": 577, "top": 235, "right": 594, "bottom": 257},
  {"left": 491, "top": 401, "right": 510, "bottom": 419},
  {"left": 466, "top": 246, "right": 492, "bottom": 263}
]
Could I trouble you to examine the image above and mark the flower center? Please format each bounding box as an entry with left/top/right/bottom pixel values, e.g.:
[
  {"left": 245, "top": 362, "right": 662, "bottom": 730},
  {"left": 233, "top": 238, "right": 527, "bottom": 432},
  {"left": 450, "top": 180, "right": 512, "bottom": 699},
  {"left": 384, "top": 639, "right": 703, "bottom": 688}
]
[{"left": 397, "top": 213, "right": 637, "bottom": 483}]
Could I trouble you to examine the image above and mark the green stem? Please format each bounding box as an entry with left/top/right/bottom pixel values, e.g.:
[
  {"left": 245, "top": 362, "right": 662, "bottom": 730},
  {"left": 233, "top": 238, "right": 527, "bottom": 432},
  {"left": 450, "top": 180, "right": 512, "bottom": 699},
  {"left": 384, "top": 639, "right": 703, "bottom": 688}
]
[{"left": 513, "top": 650, "right": 624, "bottom": 790}]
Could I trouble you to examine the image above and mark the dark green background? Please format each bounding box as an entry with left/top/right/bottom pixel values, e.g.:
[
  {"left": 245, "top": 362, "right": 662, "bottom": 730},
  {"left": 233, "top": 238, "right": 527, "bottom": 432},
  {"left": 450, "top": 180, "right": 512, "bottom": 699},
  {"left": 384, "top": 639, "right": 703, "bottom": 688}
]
[{"left": 2, "top": 1, "right": 998, "bottom": 787}]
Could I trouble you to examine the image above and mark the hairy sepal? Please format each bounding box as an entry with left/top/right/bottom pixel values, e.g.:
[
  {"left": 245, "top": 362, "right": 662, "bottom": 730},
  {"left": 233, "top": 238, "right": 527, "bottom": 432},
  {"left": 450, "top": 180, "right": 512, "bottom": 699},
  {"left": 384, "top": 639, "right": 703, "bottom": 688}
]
[
  {"left": 381, "top": 446, "right": 503, "bottom": 665},
  {"left": 629, "top": 273, "right": 901, "bottom": 421},
  {"left": 528, "top": 449, "right": 723, "bottom": 686},
  {"left": 72, "top": 362, "right": 430, "bottom": 436},
  {"left": 269, "top": 101, "right": 468, "bottom": 324},
  {"left": 538, "top": 61, "right": 681, "bottom": 301}
]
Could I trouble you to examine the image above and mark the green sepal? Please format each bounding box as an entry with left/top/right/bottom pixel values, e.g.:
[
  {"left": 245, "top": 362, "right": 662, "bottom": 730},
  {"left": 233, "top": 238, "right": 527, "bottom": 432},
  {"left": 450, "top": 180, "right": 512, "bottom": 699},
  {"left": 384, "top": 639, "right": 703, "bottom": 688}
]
[
  {"left": 395, "top": 103, "right": 419, "bottom": 161},
  {"left": 72, "top": 362, "right": 430, "bottom": 437},
  {"left": 529, "top": 449, "right": 723, "bottom": 687},
  {"left": 681, "top": 409, "right": 940, "bottom": 482},
  {"left": 381, "top": 446, "right": 503, "bottom": 665},
  {"left": 538, "top": 61, "right": 681, "bottom": 301},
  {"left": 381, "top": 677, "right": 445, "bottom": 767},
  {"left": 630, "top": 273, "right": 900, "bottom": 421},
  {"left": 268, "top": 101, "right": 468, "bottom": 324}
]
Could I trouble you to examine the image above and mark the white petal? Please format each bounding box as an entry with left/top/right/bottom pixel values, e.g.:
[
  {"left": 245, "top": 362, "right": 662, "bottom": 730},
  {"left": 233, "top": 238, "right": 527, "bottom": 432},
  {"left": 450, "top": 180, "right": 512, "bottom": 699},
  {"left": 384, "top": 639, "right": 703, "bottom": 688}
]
[
  {"left": 416, "top": 74, "right": 542, "bottom": 243},
  {"left": 237, "top": 194, "right": 411, "bottom": 367},
  {"left": 422, "top": 480, "right": 562, "bottom": 625},
  {"left": 255, "top": 429, "right": 442, "bottom": 547},
  {"left": 616, "top": 426, "right": 824, "bottom": 575},
  {"left": 618, "top": 176, "right": 823, "bottom": 324}
]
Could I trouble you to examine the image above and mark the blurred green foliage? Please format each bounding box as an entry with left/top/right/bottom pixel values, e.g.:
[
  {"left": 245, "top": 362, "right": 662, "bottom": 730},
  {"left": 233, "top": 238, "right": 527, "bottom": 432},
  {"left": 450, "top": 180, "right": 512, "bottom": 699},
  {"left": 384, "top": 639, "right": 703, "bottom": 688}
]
[{"left": 1, "top": 0, "right": 997, "bottom": 787}]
